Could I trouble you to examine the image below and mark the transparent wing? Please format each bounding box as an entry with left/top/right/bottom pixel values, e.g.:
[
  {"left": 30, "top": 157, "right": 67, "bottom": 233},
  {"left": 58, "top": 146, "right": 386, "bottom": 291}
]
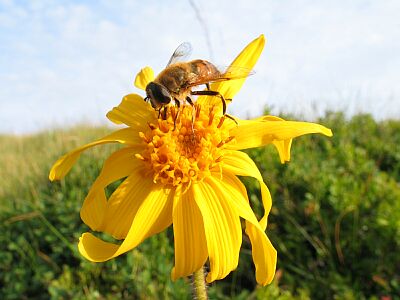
[
  {"left": 186, "top": 65, "right": 255, "bottom": 88},
  {"left": 167, "top": 42, "right": 192, "bottom": 67},
  {"left": 219, "top": 65, "right": 255, "bottom": 80}
]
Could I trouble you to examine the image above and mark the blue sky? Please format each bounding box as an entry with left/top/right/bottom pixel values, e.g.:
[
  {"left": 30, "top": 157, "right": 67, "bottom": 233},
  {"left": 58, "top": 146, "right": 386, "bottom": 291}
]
[{"left": 1, "top": 0, "right": 399, "bottom": 133}]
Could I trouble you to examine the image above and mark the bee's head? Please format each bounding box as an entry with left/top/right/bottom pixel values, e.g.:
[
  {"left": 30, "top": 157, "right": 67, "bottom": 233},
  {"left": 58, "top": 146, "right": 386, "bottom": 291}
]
[{"left": 145, "top": 82, "right": 172, "bottom": 109}]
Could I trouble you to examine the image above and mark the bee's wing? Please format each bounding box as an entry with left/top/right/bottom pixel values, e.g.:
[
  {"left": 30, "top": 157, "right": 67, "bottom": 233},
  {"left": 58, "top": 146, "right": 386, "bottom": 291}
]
[
  {"left": 166, "top": 42, "right": 192, "bottom": 67},
  {"left": 218, "top": 65, "right": 255, "bottom": 80},
  {"left": 186, "top": 65, "right": 255, "bottom": 88}
]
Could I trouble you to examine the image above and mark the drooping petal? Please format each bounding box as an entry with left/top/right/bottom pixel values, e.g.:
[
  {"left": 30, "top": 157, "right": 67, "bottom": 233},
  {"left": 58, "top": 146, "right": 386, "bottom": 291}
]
[
  {"left": 80, "top": 147, "right": 143, "bottom": 231},
  {"left": 271, "top": 139, "right": 292, "bottom": 163},
  {"left": 227, "top": 118, "right": 333, "bottom": 151},
  {"left": 106, "top": 93, "right": 156, "bottom": 127},
  {"left": 101, "top": 170, "right": 167, "bottom": 240},
  {"left": 193, "top": 179, "right": 242, "bottom": 282},
  {"left": 207, "top": 171, "right": 277, "bottom": 285},
  {"left": 171, "top": 188, "right": 208, "bottom": 280},
  {"left": 78, "top": 185, "right": 174, "bottom": 262},
  {"left": 134, "top": 66, "right": 155, "bottom": 90},
  {"left": 49, "top": 128, "right": 141, "bottom": 181},
  {"left": 245, "top": 218, "right": 277, "bottom": 286},
  {"left": 198, "top": 35, "right": 265, "bottom": 107},
  {"left": 222, "top": 150, "right": 272, "bottom": 230},
  {"left": 261, "top": 116, "right": 293, "bottom": 163}
]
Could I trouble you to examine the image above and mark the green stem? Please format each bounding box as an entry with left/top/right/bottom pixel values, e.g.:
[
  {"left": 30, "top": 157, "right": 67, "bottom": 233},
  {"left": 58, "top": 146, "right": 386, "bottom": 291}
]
[{"left": 191, "top": 267, "right": 208, "bottom": 300}]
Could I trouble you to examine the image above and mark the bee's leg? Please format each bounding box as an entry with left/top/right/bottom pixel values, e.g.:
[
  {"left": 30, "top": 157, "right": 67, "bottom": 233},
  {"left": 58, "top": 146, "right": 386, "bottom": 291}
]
[
  {"left": 157, "top": 108, "right": 162, "bottom": 119},
  {"left": 225, "top": 114, "right": 238, "bottom": 125},
  {"left": 173, "top": 99, "right": 180, "bottom": 130},
  {"left": 190, "top": 90, "right": 227, "bottom": 115},
  {"left": 162, "top": 106, "right": 168, "bottom": 120},
  {"left": 205, "top": 83, "right": 210, "bottom": 91},
  {"left": 186, "top": 96, "right": 194, "bottom": 106},
  {"left": 186, "top": 96, "right": 196, "bottom": 131}
]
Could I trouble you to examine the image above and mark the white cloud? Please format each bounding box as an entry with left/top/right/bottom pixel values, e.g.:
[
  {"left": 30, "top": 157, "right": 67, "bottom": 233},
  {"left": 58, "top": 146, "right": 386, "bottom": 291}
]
[{"left": 0, "top": 0, "right": 399, "bottom": 133}]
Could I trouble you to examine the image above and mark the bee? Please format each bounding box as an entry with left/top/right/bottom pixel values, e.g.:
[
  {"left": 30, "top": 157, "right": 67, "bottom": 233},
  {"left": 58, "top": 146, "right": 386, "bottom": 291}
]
[{"left": 144, "top": 42, "right": 253, "bottom": 124}]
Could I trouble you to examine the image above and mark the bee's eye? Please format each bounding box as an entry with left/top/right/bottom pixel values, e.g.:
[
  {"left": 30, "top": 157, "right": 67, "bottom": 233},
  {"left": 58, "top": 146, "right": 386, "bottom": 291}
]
[
  {"left": 159, "top": 86, "right": 172, "bottom": 102},
  {"left": 146, "top": 82, "right": 171, "bottom": 107}
]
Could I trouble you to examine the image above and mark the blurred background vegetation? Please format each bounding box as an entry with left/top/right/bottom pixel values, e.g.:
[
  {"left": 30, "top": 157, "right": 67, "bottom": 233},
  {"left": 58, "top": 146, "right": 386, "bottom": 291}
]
[{"left": 1, "top": 110, "right": 399, "bottom": 299}]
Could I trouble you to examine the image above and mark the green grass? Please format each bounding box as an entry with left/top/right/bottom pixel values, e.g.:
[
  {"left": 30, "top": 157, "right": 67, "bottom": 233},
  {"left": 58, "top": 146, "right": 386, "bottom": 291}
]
[{"left": 0, "top": 113, "right": 399, "bottom": 299}]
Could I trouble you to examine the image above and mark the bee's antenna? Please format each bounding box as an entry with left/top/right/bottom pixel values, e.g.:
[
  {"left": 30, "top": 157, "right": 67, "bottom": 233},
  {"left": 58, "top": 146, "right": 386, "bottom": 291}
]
[{"left": 144, "top": 96, "right": 149, "bottom": 102}]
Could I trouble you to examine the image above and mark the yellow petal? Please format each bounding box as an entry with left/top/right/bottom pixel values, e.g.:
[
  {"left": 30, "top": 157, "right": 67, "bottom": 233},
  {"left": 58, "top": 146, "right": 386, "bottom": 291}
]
[
  {"left": 49, "top": 128, "right": 142, "bottom": 181},
  {"left": 198, "top": 34, "right": 265, "bottom": 107},
  {"left": 80, "top": 147, "right": 143, "bottom": 231},
  {"left": 272, "top": 139, "right": 292, "bottom": 163},
  {"left": 208, "top": 171, "right": 277, "bottom": 285},
  {"left": 78, "top": 185, "right": 174, "bottom": 262},
  {"left": 245, "top": 219, "right": 277, "bottom": 285},
  {"left": 134, "top": 66, "right": 155, "bottom": 90},
  {"left": 207, "top": 171, "right": 259, "bottom": 228},
  {"left": 193, "top": 179, "right": 242, "bottom": 282},
  {"left": 220, "top": 162, "right": 276, "bottom": 285},
  {"left": 222, "top": 150, "right": 272, "bottom": 230},
  {"left": 256, "top": 115, "right": 293, "bottom": 163},
  {"left": 227, "top": 118, "right": 333, "bottom": 151},
  {"left": 171, "top": 188, "right": 208, "bottom": 280},
  {"left": 106, "top": 93, "right": 156, "bottom": 127},
  {"left": 102, "top": 171, "right": 169, "bottom": 240}
]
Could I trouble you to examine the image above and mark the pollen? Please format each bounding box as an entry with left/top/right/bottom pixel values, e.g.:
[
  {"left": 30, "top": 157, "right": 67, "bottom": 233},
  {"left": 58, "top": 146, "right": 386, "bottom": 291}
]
[{"left": 137, "top": 105, "right": 234, "bottom": 188}]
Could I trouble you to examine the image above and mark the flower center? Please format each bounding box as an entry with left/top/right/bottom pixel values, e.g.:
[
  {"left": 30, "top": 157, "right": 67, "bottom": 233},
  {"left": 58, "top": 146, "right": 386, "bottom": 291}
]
[{"left": 137, "top": 105, "right": 234, "bottom": 189}]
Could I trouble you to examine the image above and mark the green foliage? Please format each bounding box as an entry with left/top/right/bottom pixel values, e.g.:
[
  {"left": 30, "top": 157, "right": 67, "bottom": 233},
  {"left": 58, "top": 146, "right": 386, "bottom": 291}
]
[
  {"left": 0, "top": 112, "right": 399, "bottom": 299},
  {"left": 245, "top": 111, "right": 400, "bottom": 299}
]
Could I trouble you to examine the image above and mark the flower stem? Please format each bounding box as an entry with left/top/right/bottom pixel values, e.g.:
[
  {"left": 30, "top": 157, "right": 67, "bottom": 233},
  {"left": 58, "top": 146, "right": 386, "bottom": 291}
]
[{"left": 191, "top": 267, "right": 208, "bottom": 300}]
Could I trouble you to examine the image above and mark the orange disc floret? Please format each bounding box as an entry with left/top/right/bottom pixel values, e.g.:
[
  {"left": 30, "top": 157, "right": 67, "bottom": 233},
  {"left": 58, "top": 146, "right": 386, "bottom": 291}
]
[{"left": 137, "top": 105, "right": 232, "bottom": 188}]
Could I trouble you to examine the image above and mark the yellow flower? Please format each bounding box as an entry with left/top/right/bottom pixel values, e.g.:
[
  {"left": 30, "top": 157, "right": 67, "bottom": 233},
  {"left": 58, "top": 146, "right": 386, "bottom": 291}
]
[{"left": 49, "top": 35, "right": 332, "bottom": 286}]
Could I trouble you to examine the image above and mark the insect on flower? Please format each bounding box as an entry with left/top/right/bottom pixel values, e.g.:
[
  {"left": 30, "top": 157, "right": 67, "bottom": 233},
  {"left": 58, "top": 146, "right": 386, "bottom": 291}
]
[
  {"left": 49, "top": 35, "right": 333, "bottom": 287},
  {"left": 144, "top": 42, "right": 253, "bottom": 125}
]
